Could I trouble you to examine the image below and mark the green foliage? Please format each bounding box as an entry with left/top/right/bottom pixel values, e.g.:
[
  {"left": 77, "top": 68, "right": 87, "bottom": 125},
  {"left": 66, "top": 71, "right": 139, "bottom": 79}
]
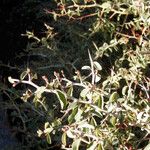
[{"left": 3, "top": 0, "right": 150, "bottom": 149}]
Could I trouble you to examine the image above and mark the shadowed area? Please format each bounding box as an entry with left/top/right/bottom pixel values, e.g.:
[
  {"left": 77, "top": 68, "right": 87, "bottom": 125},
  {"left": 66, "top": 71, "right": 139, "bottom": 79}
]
[{"left": 0, "top": 95, "right": 22, "bottom": 150}]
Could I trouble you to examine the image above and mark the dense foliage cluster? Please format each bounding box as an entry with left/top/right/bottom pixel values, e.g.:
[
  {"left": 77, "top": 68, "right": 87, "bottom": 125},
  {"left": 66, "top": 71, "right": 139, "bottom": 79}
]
[{"left": 2, "top": 0, "right": 150, "bottom": 149}]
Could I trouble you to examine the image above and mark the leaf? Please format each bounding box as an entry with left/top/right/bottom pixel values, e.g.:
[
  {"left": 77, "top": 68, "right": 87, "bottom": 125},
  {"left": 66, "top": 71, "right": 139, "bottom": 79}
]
[
  {"left": 20, "top": 71, "right": 28, "bottom": 80},
  {"left": 53, "top": 13, "right": 57, "bottom": 21},
  {"left": 95, "top": 74, "right": 101, "bottom": 83},
  {"left": 37, "top": 129, "right": 43, "bottom": 137},
  {"left": 62, "top": 132, "right": 67, "bottom": 146},
  {"left": 102, "top": 80, "right": 109, "bottom": 88},
  {"left": 46, "top": 134, "right": 51, "bottom": 144},
  {"left": 101, "top": 2, "right": 111, "bottom": 9},
  {"left": 137, "top": 112, "right": 144, "bottom": 123},
  {"left": 35, "top": 86, "right": 46, "bottom": 99},
  {"left": 44, "top": 127, "right": 53, "bottom": 134},
  {"left": 45, "top": 122, "right": 50, "bottom": 129},
  {"left": 32, "top": 73, "right": 37, "bottom": 80},
  {"left": 119, "top": 37, "right": 129, "bottom": 44},
  {"left": 87, "top": 141, "right": 97, "bottom": 150},
  {"left": 97, "top": 95, "right": 104, "bottom": 109},
  {"left": 51, "top": 119, "right": 61, "bottom": 127},
  {"left": 94, "top": 61, "right": 102, "bottom": 70},
  {"left": 80, "top": 88, "right": 90, "bottom": 98},
  {"left": 92, "top": 110, "right": 103, "bottom": 118},
  {"left": 68, "top": 107, "right": 78, "bottom": 124},
  {"left": 72, "top": 138, "right": 81, "bottom": 150},
  {"left": 78, "top": 122, "right": 95, "bottom": 129},
  {"left": 66, "top": 130, "right": 76, "bottom": 139},
  {"left": 56, "top": 90, "right": 68, "bottom": 110},
  {"left": 68, "top": 102, "right": 78, "bottom": 109},
  {"left": 81, "top": 65, "right": 91, "bottom": 70},
  {"left": 109, "top": 92, "right": 119, "bottom": 102},
  {"left": 8, "top": 76, "right": 16, "bottom": 84},
  {"left": 90, "top": 117, "right": 97, "bottom": 126},
  {"left": 112, "top": 138, "right": 119, "bottom": 146},
  {"left": 144, "top": 143, "right": 150, "bottom": 150},
  {"left": 122, "top": 86, "right": 128, "bottom": 96},
  {"left": 91, "top": 104, "right": 103, "bottom": 117},
  {"left": 97, "top": 144, "right": 104, "bottom": 150},
  {"left": 67, "top": 86, "right": 73, "bottom": 97},
  {"left": 108, "top": 103, "right": 116, "bottom": 113},
  {"left": 74, "top": 108, "right": 83, "bottom": 122},
  {"left": 110, "top": 116, "right": 116, "bottom": 127}
]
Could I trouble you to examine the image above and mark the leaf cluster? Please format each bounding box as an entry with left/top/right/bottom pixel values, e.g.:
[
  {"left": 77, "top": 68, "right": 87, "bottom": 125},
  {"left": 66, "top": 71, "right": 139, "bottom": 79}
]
[{"left": 2, "top": 0, "right": 150, "bottom": 150}]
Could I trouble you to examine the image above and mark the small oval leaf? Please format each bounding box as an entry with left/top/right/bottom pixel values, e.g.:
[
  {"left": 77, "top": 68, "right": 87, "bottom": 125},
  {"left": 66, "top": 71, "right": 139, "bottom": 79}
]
[
  {"left": 46, "top": 134, "right": 51, "bottom": 144},
  {"left": 62, "top": 132, "right": 67, "bottom": 146},
  {"left": 81, "top": 66, "right": 91, "bottom": 70},
  {"left": 122, "top": 86, "right": 128, "bottom": 96},
  {"left": 94, "top": 61, "right": 102, "bottom": 70}
]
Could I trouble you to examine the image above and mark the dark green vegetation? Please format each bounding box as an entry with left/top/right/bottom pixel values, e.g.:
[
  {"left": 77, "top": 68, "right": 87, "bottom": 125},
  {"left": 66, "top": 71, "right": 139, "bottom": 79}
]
[{"left": 1, "top": 0, "right": 150, "bottom": 149}]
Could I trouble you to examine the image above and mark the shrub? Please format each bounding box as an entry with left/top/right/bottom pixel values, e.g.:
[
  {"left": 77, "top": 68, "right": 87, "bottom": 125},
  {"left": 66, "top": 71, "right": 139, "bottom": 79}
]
[{"left": 4, "top": 0, "right": 150, "bottom": 149}]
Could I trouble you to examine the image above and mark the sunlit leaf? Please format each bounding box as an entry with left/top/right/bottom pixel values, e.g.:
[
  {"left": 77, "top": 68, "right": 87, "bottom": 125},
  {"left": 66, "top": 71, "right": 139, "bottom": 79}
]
[
  {"left": 94, "top": 61, "right": 102, "bottom": 70},
  {"left": 97, "top": 144, "right": 104, "bottom": 150},
  {"left": 101, "top": 2, "right": 111, "bottom": 9},
  {"left": 68, "top": 107, "right": 78, "bottom": 124},
  {"left": 91, "top": 105, "right": 103, "bottom": 117},
  {"left": 68, "top": 102, "right": 78, "bottom": 109},
  {"left": 53, "top": 13, "right": 57, "bottom": 21},
  {"left": 75, "top": 108, "right": 83, "bottom": 122},
  {"left": 44, "top": 127, "right": 53, "bottom": 134},
  {"left": 67, "top": 86, "right": 73, "bottom": 97},
  {"left": 112, "top": 138, "right": 119, "bottom": 146},
  {"left": 97, "top": 95, "right": 104, "bottom": 109},
  {"left": 109, "top": 92, "right": 119, "bottom": 102},
  {"left": 35, "top": 86, "right": 46, "bottom": 99},
  {"left": 90, "top": 117, "right": 97, "bottom": 126},
  {"left": 56, "top": 90, "right": 68, "bottom": 109},
  {"left": 102, "top": 80, "right": 109, "bottom": 88},
  {"left": 62, "top": 132, "right": 67, "bottom": 146},
  {"left": 95, "top": 74, "right": 101, "bottom": 83},
  {"left": 80, "top": 88, "right": 90, "bottom": 98},
  {"left": 110, "top": 116, "right": 116, "bottom": 127},
  {"left": 45, "top": 122, "right": 50, "bottom": 129},
  {"left": 37, "top": 130, "right": 43, "bottom": 137},
  {"left": 108, "top": 103, "right": 116, "bottom": 113},
  {"left": 87, "top": 141, "right": 97, "bottom": 150},
  {"left": 72, "top": 138, "right": 81, "bottom": 150},
  {"left": 8, "top": 76, "right": 16, "bottom": 84},
  {"left": 66, "top": 130, "right": 76, "bottom": 139},
  {"left": 20, "top": 71, "right": 28, "bottom": 80},
  {"left": 122, "top": 86, "right": 128, "bottom": 96},
  {"left": 46, "top": 134, "right": 51, "bottom": 144},
  {"left": 81, "top": 66, "right": 91, "bottom": 70},
  {"left": 78, "top": 122, "right": 95, "bottom": 129},
  {"left": 51, "top": 119, "right": 61, "bottom": 127},
  {"left": 32, "top": 73, "right": 37, "bottom": 80},
  {"left": 144, "top": 143, "right": 150, "bottom": 150}
]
